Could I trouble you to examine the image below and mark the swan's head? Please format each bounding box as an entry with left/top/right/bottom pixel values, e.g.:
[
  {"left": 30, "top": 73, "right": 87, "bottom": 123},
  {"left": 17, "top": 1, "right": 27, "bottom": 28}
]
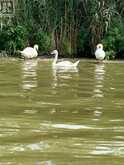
[
  {"left": 51, "top": 50, "right": 58, "bottom": 55},
  {"left": 34, "top": 44, "right": 38, "bottom": 51},
  {"left": 96, "top": 43, "right": 103, "bottom": 50}
]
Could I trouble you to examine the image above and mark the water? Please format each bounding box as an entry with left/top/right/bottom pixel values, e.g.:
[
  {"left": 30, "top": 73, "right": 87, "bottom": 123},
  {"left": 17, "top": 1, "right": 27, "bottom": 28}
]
[{"left": 0, "top": 58, "right": 124, "bottom": 165}]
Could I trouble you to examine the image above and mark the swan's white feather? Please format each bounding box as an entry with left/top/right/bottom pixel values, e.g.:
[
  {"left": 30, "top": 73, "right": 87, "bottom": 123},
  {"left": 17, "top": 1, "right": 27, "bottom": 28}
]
[
  {"left": 55, "top": 61, "right": 74, "bottom": 66},
  {"left": 95, "top": 49, "right": 105, "bottom": 60},
  {"left": 20, "top": 45, "right": 38, "bottom": 59},
  {"left": 51, "top": 50, "right": 79, "bottom": 67},
  {"left": 95, "top": 44, "right": 105, "bottom": 60}
]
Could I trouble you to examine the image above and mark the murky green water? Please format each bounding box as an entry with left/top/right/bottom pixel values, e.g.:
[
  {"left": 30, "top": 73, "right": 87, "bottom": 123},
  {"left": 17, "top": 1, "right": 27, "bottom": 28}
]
[{"left": 0, "top": 58, "right": 124, "bottom": 165}]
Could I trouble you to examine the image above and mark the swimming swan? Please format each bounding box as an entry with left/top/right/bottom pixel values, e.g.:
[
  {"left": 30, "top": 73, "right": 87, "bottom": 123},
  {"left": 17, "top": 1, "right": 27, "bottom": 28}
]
[
  {"left": 95, "top": 44, "right": 105, "bottom": 60},
  {"left": 20, "top": 45, "right": 38, "bottom": 59},
  {"left": 51, "top": 50, "right": 80, "bottom": 67}
]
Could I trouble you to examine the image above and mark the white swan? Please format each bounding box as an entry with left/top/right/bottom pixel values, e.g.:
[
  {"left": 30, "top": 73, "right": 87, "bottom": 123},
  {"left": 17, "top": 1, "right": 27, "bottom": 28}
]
[
  {"left": 95, "top": 44, "right": 105, "bottom": 60},
  {"left": 51, "top": 50, "right": 80, "bottom": 68},
  {"left": 20, "top": 45, "right": 38, "bottom": 59}
]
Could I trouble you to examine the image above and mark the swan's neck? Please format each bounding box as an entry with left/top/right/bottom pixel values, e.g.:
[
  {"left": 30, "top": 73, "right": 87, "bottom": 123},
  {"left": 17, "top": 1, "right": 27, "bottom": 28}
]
[
  {"left": 34, "top": 45, "right": 38, "bottom": 51},
  {"left": 53, "top": 53, "right": 58, "bottom": 65}
]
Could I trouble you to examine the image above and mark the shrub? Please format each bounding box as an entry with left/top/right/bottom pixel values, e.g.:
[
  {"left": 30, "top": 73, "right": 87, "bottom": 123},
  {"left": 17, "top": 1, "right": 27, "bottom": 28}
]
[
  {"left": 34, "top": 30, "right": 52, "bottom": 54},
  {"left": 0, "top": 25, "right": 28, "bottom": 55},
  {"left": 102, "top": 19, "right": 124, "bottom": 59}
]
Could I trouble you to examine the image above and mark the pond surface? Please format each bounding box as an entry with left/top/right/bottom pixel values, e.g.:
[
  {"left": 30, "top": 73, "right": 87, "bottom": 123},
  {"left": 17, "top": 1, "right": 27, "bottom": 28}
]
[{"left": 0, "top": 58, "right": 124, "bottom": 165}]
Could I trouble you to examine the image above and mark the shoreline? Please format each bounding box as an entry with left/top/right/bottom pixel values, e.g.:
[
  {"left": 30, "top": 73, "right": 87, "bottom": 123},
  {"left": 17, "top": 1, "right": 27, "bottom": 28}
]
[{"left": 0, "top": 56, "right": 124, "bottom": 64}]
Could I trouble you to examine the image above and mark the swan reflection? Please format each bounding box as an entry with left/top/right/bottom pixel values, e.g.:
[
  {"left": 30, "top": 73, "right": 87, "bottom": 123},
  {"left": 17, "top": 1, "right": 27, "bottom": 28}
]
[
  {"left": 52, "top": 66, "right": 79, "bottom": 88},
  {"left": 53, "top": 65, "right": 79, "bottom": 73},
  {"left": 21, "top": 59, "right": 38, "bottom": 90},
  {"left": 91, "top": 140, "right": 124, "bottom": 156},
  {"left": 93, "top": 63, "right": 105, "bottom": 98}
]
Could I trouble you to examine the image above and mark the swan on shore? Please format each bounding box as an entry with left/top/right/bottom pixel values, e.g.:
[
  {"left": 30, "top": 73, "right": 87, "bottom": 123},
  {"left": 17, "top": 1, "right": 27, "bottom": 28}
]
[
  {"left": 51, "top": 50, "right": 80, "bottom": 68},
  {"left": 20, "top": 45, "right": 38, "bottom": 59},
  {"left": 95, "top": 44, "right": 105, "bottom": 61}
]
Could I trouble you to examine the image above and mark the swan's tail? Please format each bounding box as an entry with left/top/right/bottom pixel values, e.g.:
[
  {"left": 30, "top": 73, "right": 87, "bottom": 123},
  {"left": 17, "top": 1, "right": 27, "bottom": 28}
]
[{"left": 73, "top": 60, "right": 80, "bottom": 67}]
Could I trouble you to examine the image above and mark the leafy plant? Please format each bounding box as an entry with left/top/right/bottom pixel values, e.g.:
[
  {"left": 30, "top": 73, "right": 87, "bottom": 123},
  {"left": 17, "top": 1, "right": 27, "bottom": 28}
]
[
  {"left": 102, "top": 18, "right": 124, "bottom": 59},
  {"left": 0, "top": 0, "right": 124, "bottom": 59},
  {"left": 34, "top": 30, "right": 52, "bottom": 54},
  {"left": 0, "top": 25, "right": 28, "bottom": 55}
]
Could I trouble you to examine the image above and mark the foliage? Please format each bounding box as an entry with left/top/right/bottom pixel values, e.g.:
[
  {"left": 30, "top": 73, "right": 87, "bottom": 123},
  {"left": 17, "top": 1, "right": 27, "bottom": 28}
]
[
  {"left": 34, "top": 30, "right": 52, "bottom": 54},
  {"left": 77, "top": 26, "right": 90, "bottom": 57},
  {"left": 0, "top": 0, "right": 124, "bottom": 59},
  {"left": 102, "top": 18, "right": 124, "bottom": 59},
  {"left": 105, "top": 51, "right": 115, "bottom": 60},
  {"left": 0, "top": 25, "right": 28, "bottom": 55}
]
